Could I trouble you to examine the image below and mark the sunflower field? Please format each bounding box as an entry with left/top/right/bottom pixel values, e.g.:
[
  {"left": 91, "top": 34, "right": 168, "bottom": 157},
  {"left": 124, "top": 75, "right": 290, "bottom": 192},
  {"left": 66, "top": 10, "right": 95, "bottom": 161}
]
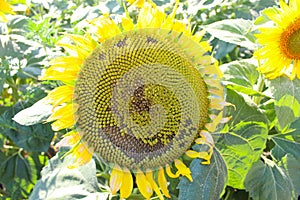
[{"left": 0, "top": 0, "right": 300, "bottom": 199}]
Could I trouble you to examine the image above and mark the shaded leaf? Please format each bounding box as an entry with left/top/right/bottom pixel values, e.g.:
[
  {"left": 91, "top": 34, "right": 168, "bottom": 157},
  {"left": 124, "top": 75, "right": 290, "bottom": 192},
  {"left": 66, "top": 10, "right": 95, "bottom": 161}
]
[
  {"left": 271, "top": 118, "right": 300, "bottom": 161},
  {"left": 0, "top": 102, "right": 53, "bottom": 152},
  {"left": 244, "top": 160, "right": 293, "bottom": 200},
  {"left": 29, "top": 153, "right": 104, "bottom": 200},
  {"left": 0, "top": 153, "right": 37, "bottom": 199},
  {"left": 211, "top": 39, "right": 236, "bottom": 60},
  {"left": 178, "top": 148, "right": 227, "bottom": 200},
  {"left": 215, "top": 121, "right": 268, "bottom": 189},
  {"left": 281, "top": 154, "right": 300, "bottom": 198}
]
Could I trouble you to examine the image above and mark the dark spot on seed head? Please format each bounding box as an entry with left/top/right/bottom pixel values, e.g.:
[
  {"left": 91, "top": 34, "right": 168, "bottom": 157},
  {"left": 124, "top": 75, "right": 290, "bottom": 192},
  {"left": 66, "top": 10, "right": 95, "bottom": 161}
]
[
  {"left": 116, "top": 38, "right": 127, "bottom": 48},
  {"left": 99, "top": 53, "right": 106, "bottom": 60},
  {"left": 146, "top": 36, "right": 158, "bottom": 43}
]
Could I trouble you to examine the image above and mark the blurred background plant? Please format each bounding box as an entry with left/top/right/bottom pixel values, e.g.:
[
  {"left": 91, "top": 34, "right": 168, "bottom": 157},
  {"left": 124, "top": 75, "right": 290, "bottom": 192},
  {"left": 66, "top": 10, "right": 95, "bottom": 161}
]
[{"left": 0, "top": 0, "right": 299, "bottom": 199}]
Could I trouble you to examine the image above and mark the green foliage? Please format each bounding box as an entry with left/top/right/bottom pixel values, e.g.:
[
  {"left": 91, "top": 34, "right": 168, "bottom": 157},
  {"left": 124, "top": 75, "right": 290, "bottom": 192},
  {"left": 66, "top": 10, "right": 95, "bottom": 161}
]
[
  {"left": 178, "top": 148, "right": 227, "bottom": 200},
  {"left": 215, "top": 121, "right": 268, "bottom": 189},
  {"left": 269, "top": 77, "right": 300, "bottom": 129},
  {"left": 29, "top": 153, "right": 106, "bottom": 200},
  {"left": 1, "top": 0, "right": 300, "bottom": 199},
  {"left": 244, "top": 159, "right": 293, "bottom": 200}
]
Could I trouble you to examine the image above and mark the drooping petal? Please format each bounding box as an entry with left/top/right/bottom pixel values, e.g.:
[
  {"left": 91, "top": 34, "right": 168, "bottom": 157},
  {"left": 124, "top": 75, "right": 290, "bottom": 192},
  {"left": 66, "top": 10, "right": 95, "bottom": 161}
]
[
  {"left": 46, "top": 85, "right": 74, "bottom": 109},
  {"left": 55, "top": 130, "right": 81, "bottom": 148},
  {"left": 68, "top": 142, "right": 94, "bottom": 168},
  {"left": 47, "top": 104, "right": 76, "bottom": 131},
  {"left": 145, "top": 170, "right": 163, "bottom": 200},
  {"left": 120, "top": 168, "right": 133, "bottom": 198},
  {"left": 158, "top": 167, "right": 171, "bottom": 198},
  {"left": 174, "top": 159, "right": 193, "bottom": 182},
  {"left": 136, "top": 170, "right": 153, "bottom": 199},
  {"left": 110, "top": 165, "right": 123, "bottom": 195},
  {"left": 165, "top": 164, "right": 179, "bottom": 179}
]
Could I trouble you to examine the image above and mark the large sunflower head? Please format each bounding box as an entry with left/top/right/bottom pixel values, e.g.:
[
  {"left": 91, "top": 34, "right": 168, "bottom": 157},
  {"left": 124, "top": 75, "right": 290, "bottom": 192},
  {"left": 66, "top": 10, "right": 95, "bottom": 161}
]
[
  {"left": 0, "top": 0, "right": 15, "bottom": 22},
  {"left": 254, "top": 0, "right": 300, "bottom": 79},
  {"left": 41, "top": 1, "right": 226, "bottom": 199}
]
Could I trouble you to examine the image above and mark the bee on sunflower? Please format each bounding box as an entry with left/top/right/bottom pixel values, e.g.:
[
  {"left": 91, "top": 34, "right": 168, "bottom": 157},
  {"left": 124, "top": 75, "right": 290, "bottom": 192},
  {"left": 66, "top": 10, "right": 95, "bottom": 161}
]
[
  {"left": 41, "top": 1, "right": 227, "bottom": 199},
  {"left": 0, "top": 0, "right": 15, "bottom": 22},
  {"left": 254, "top": 0, "right": 300, "bottom": 80}
]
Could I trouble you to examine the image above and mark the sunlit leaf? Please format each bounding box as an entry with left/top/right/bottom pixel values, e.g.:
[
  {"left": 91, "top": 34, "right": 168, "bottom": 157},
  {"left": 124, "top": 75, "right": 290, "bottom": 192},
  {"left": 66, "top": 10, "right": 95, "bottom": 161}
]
[
  {"left": 13, "top": 98, "right": 52, "bottom": 126},
  {"left": 269, "top": 77, "right": 300, "bottom": 129},
  {"left": 220, "top": 59, "right": 270, "bottom": 97},
  {"left": 225, "top": 89, "right": 268, "bottom": 126},
  {"left": 203, "top": 19, "right": 257, "bottom": 50},
  {"left": 215, "top": 121, "right": 268, "bottom": 189}
]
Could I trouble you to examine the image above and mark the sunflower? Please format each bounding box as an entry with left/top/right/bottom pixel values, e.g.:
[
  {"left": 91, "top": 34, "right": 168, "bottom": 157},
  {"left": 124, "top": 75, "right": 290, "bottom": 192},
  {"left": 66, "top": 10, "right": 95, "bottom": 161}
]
[
  {"left": 41, "top": 1, "right": 226, "bottom": 199},
  {"left": 254, "top": 0, "right": 300, "bottom": 79},
  {"left": 0, "top": 0, "right": 14, "bottom": 22}
]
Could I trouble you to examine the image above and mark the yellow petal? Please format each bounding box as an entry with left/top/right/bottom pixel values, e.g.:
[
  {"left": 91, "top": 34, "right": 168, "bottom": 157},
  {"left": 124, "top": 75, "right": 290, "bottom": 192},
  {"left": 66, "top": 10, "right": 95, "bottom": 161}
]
[
  {"left": 120, "top": 168, "right": 133, "bottom": 198},
  {"left": 162, "top": 0, "right": 179, "bottom": 29},
  {"left": 56, "top": 130, "right": 81, "bottom": 147},
  {"left": 58, "top": 34, "right": 96, "bottom": 59},
  {"left": 110, "top": 165, "right": 123, "bottom": 195},
  {"left": 40, "top": 57, "right": 82, "bottom": 81},
  {"left": 121, "top": 16, "right": 134, "bottom": 31},
  {"left": 136, "top": 170, "right": 153, "bottom": 199},
  {"left": 68, "top": 142, "right": 94, "bottom": 168},
  {"left": 46, "top": 85, "right": 74, "bottom": 109},
  {"left": 158, "top": 167, "right": 171, "bottom": 198},
  {"left": 174, "top": 159, "right": 193, "bottom": 182},
  {"left": 185, "top": 150, "right": 209, "bottom": 159},
  {"left": 165, "top": 164, "right": 179, "bottom": 179},
  {"left": 89, "top": 15, "right": 121, "bottom": 42},
  {"left": 145, "top": 170, "right": 163, "bottom": 200},
  {"left": 205, "top": 111, "right": 224, "bottom": 132},
  {"left": 126, "top": 0, "right": 145, "bottom": 8},
  {"left": 47, "top": 104, "right": 76, "bottom": 131},
  {"left": 137, "top": 2, "right": 165, "bottom": 29},
  {"left": 47, "top": 104, "right": 74, "bottom": 122},
  {"left": 0, "top": 0, "right": 15, "bottom": 16}
]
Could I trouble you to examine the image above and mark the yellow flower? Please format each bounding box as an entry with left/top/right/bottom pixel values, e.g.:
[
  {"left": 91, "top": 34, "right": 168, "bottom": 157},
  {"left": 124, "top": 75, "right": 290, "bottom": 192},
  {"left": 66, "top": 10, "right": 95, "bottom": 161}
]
[
  {"left": 0, "top": 0, "right": 15, "bottom": 22},
  {"left": 41, "top": 1, "right": 227, "bottom": 199},
  {"left": 254, "top": 0, "right": 300, "bottom": 79}
]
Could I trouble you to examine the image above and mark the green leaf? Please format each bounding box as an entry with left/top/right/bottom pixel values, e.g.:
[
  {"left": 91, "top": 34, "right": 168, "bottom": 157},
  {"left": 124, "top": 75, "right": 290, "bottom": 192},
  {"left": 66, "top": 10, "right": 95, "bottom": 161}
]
[
  {"left": 281, "top": 154, "right": 300, "bottom": 197},
  {"left": 203, "top": 19, "right": 257, "bottom": 50},
  {"left": 0, "top": 153, "right": 37, "bottom": 199},
  {"left": 244, "top": 160, "right": 293, "bottom": 200},
  {"left": 225, "top": 89, "right": 268, "bottom": 126},
  {"left": 29, "top": 153, "right": 104, "bottom": 200},
  {"left": 177, "top": 148, "right": 227, "bottom": 200},
  {"left": 215, "top": 121, "right": 268, "bottom": 189},
  {"left": 269, "top": 77, "right": 300, "bottom": 129},
  {"left": 211, "top": 39, "right": 236, "bottom": 60},
  {"left": 271, "top": 118, "right": 300, "bottom": 161},
  {"left": 221, "top": 59, "right": 267, "bottom": 96},
  {"left": 0, "top": 102, "right": 54, "bottom": 152},
  {"left": 13, "top": 98, "right": 52, "bottom": 126}
]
